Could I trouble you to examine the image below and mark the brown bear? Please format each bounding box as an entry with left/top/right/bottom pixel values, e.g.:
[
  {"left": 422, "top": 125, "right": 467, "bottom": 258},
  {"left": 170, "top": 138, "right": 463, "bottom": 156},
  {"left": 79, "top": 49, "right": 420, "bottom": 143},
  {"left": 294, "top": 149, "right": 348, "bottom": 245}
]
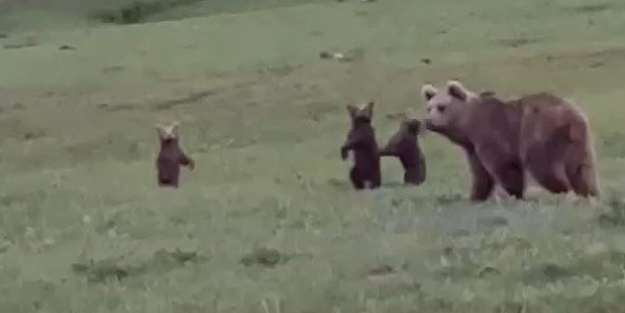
[
  {"left": 341, "top": 102, "right": 382, "bottom": 189},
  {"left": 421, "top": 80, "right": 599, "bottom": 201},
  {"left": 156, "top": 122, "right": 194, "bottom": 188},
  {"left": 379, "top": 114, "right": 427, "bottom": 185}
]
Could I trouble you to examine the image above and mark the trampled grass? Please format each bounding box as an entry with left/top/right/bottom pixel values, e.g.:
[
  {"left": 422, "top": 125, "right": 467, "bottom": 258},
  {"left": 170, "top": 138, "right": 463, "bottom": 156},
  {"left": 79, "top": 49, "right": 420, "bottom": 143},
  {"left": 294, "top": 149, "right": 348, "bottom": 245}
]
[{"left": 1, "top": 0, "right": 625, "bottom": 312}]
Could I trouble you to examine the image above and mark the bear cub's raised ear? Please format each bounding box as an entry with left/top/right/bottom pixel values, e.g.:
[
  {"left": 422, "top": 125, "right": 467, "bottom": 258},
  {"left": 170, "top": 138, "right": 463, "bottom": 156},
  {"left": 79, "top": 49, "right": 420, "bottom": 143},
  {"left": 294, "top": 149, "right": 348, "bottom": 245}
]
[
  {"left": 362, "top": 101, "right": 374, "bottom": 120},
  {"left": 347, "top": 102, "right": 374, "bottom": 120},
  {"left": 446, "top": 80, "right": 470, "bottom": 101},
  {"left": 156, "top": 122, "right": 180, "bottom": 139},
  {"left": 421, "top": 84, "right": 438, "bottom": 101},
  {"left": 156, "top": 124, "right": 167, "bottom": 138},
  {"left": 346, "top": 104, "right": 359, "bottom": 118},
  {"left": 169, "top": 122, "right": 180, "bottom": 138}
]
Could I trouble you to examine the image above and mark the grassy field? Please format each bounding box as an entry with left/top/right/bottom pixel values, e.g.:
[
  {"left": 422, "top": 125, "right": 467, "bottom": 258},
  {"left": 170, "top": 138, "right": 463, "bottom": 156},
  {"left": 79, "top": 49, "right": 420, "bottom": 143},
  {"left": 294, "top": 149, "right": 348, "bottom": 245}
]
[{"left": 2, "top": 0, "right": 625, "bottom": 312}]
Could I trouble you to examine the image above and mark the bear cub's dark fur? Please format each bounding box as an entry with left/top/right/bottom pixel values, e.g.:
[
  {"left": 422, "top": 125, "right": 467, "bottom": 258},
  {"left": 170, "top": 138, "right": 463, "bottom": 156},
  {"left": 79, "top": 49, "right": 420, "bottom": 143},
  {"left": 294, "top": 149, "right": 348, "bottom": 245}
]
[
  {"left": 380, "top": 116, "right": 427, "bottom": 185},
  {"left": 341, "top": 102, "right": 382, "bottom": 190},
  {"left": 156, "top": 122, "right": 194, "bottom": 188}
]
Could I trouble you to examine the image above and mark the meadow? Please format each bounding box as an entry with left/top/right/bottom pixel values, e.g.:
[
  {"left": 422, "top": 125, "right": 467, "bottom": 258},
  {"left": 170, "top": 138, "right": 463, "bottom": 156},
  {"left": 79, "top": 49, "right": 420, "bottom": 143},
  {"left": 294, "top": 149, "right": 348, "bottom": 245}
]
[{"left": 2, "top": 0, "right": 625, "bottom": 312}]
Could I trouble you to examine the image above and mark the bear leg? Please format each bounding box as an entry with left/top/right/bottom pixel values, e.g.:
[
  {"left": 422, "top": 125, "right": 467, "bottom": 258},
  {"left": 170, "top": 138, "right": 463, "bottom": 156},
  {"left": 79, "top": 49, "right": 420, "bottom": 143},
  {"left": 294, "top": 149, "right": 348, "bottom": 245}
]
[
  {"left": 349, "top": 167, "right": 366, "bottom": 190},
  {"left": 466, "top": 151, "right": 495, "bottom": 201},
  {"left": 495, "top": 161, "right": 526, "bottom": 199},
  {"left": 368, "top": 166, "right": 382, "bottom": 189},
  {"left": 404, "top": 167, "right": 423, "bottom": 185},
  {"left": 528, "top": 163, "right": 571, "bottom": 194},
  {"left": 566, "top": 163, "right": 599, "bottom": 198}
]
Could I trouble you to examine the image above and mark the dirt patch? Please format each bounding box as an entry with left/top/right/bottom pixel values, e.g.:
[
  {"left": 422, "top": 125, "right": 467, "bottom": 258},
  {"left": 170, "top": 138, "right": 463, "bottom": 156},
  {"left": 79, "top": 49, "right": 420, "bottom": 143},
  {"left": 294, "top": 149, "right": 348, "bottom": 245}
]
[
  {"left": 97, "top": 103, "right": 135, "bottom": 112},
  {"left": 567, "top": 3, "right": 619, "bottom": 14},
  {"left": 257, "top": 63, "right": 303, "bottom": 77},
  {"left": 71, "top": 248, "right": 204, "bottom": 283},
  {"left": 497, "top": 37, "right": 543, "bottom": 48},
  {"left": 513, "top": 46, "right": 625, "bottom": 70},
  {"left": 0, "top": 118, "right": 46, "bottom": 142},
  {"left": 88, "top": 0, "right": 207, "bottom": 25},
  {"left": 240, "top": 247, "right": 298, "bottom": 268},
  {"left": 151, "top": 88, "right": 223, "bottom": 111},
  {"left": 102, "top": 65, "right": 125, "bottom": 75},
  {"left": 3, "top": 36, "right": 37, "bottom": 50}
]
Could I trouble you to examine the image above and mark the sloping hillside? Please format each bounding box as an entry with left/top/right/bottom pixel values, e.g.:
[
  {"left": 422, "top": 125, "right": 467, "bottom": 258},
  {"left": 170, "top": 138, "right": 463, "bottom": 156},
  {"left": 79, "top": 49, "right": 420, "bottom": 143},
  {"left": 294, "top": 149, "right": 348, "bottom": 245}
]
[{"left": 1, "top": 0, "right": 625, "bottom": 312}]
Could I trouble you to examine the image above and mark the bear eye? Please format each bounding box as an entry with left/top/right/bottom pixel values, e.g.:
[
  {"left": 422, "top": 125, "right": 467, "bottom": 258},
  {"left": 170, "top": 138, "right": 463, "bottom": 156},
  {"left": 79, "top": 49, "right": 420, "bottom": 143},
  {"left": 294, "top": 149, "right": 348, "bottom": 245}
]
[{"left": 437, "top": 105, "right": 446, "bottom": 113}]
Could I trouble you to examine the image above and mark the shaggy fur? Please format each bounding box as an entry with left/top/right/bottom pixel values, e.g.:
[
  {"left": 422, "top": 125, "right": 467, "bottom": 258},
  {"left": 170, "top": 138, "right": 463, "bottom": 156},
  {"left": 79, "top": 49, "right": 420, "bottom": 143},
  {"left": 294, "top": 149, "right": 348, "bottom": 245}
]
[{"left": 422, "top": 80, "right": 599, "bottom": 201}]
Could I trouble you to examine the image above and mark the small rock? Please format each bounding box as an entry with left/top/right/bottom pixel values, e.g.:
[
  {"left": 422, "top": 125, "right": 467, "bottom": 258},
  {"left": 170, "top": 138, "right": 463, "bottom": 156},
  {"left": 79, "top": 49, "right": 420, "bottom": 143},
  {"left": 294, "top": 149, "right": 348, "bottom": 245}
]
[
  {"left": 25, "top": 227, "right": 36, "bottom": 239},
  {"left": 170, "top": 248, "right": 199, "bottom": 263},
  {"left": 59, "top": 44, "right": 75, "bottom": 51},
  {"left": 451, "top": 229, "right": 471, "bottom": 237},
  {"left": 479, "top": 266, "right": 501, "bottom": 277},
  {"left": 82, "top": 215, "right": 92, "bottom": 225},
  {"left": 319, "top": 51, "right": 333, "bottom": 59},
  {"left": 369, "top": 264, "right": 396, "bottom": 276},
  {"left": 589, "top": 61, "right": 604, "bottom": 68},
  {"left": 542, "top": 263, "right": 572, "bottom": 280},
  {"left": 318, "top": 51, "right": 353, "bottom": 62},
  {"left": 240, "top": 247, "right": 283, "bottom": 268},
  {"left": 107, "top": 228, "right": 118, "bottom": 238}
]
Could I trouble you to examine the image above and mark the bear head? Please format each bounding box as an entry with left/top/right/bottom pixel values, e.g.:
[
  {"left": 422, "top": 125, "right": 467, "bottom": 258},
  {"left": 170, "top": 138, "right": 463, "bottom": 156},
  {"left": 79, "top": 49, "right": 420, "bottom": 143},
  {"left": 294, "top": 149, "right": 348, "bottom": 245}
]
[
  {"left": 399, "top": 115, "right": 423, "bottom": 136},
  {"left": 346, "top": 101, "right": 374, "bottom": 126},
  {"left": 421, "top": 80, "right": 479, "bottom": 133},
  {"left": 156, "top": 122, "right": 180, "bottom": 145}
]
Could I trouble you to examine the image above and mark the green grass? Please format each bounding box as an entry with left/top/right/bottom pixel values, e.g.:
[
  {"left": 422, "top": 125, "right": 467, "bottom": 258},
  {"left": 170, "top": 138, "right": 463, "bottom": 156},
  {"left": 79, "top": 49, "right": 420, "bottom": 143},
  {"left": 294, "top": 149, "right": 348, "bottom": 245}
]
[{"left": 1, "top": 0, "right": 625, "bottom": 312}]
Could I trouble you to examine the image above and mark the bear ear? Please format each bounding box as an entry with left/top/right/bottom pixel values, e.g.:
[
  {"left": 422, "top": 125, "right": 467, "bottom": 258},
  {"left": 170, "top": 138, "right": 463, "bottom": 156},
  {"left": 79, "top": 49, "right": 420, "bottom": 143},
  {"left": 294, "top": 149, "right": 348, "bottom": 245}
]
[
  {"left": 156, "top": 124, "right": 167, "bottom": 138},
  {"left": 421, "top": 84, "right": 438, "bottom": 101},
  {"left": 362, "top": 101, "right": 374, "bottom": 119},
  {"left": 446, "top": 80, "right": 469, "bottom": 101},
  {"left": 169, "top": 122, "right": 180, "bottom": 137},
  {"left": 398, "top": 112, "right": 408, "bottom": 121},
  {"left": 346, "top": 104, "right": 358, "bottom": 118}
]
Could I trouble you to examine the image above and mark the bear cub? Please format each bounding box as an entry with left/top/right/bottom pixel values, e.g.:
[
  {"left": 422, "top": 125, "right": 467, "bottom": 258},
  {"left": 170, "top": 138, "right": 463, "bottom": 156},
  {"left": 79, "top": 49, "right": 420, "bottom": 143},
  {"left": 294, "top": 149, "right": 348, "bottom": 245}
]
[
  {"left": 341, "top": 102, "right": 382, "bottom": 190},
  {"left": 156, "top": 122, "right": 194, "bottom": 188},
  {"left": 380, "top": 114, "right": 427, "bottom": 185}
]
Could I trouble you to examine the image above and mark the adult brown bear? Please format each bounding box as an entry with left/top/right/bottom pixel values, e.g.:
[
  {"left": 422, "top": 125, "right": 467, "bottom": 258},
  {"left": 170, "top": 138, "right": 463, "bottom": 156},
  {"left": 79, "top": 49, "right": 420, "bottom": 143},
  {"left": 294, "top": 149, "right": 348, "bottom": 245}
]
[{"left": 421, "top": 80, "right": 599, "bottom": 201}]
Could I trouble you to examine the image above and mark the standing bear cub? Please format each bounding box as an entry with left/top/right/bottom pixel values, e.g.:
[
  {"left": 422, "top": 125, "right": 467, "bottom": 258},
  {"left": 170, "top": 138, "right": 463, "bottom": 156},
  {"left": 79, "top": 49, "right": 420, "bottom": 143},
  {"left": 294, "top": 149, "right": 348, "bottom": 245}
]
[
  {"left": 422, "top": 80, "right": 599, "bottom": 201},
  {"left": 156, "top": 122, "right": 194, "bottom": 188},
  {"left": 341, "top": 102, "right": 382, "bottom": 190},
  {"left": 380, "top": 115, "right": 427, "bottom": 186}
]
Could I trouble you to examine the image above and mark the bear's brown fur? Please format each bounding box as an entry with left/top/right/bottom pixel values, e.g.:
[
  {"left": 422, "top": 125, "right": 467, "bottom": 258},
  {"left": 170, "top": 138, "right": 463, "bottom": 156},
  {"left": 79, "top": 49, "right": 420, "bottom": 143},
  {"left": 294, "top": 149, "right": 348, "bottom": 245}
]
[
  {"left": 341, "top": 102, "right": 382, "bottom": 189},
  {"left": 156, "top": 122, "right": 194, "bottom": 188},
  {"left": 515, "top": 93, "right": 599, "bottom": 197},
  {"left": 380, "top": 115, "right": 427, "bottom": 185},
  {"left": 421, "top": 80, "right": 599, "bottom": 201}
]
